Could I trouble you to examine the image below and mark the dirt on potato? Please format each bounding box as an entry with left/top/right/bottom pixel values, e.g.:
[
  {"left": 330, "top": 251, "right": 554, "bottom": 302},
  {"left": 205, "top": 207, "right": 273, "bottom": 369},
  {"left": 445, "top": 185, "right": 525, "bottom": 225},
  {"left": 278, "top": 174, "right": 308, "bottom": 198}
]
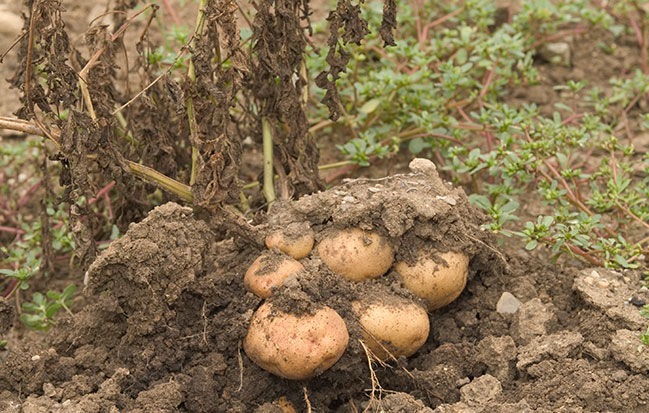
[{"left": 2, "top": 159, "right": 648, "bottom": 412}]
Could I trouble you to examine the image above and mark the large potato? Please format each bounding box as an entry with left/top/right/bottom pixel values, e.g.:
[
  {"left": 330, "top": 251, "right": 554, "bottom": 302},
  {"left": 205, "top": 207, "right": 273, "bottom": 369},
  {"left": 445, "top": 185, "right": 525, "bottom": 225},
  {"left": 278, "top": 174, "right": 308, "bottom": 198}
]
[
  {"left": 244, "top": 252, "right": 304, "bottom": 298},
  {"left": 244, "top": 302, "right": 349, "bottom": 380},
  {"left": 395, "top": 250, "right": 469, "bottom": 310},
  {"left": 317, "top": 228, "right": 394, "bottom": 281},
  {"left": 266, "top": 222, "right": 315, "bottom": 260},
  {"left": 353, "top": 297, "right": 429, "bottom": 360}
]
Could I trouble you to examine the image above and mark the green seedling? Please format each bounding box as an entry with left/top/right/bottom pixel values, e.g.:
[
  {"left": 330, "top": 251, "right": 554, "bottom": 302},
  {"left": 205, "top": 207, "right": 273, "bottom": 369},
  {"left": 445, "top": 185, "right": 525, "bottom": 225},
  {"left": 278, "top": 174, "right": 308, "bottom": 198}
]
[{"left": 20, "top": 285, "right": 76, "bottom": 331}]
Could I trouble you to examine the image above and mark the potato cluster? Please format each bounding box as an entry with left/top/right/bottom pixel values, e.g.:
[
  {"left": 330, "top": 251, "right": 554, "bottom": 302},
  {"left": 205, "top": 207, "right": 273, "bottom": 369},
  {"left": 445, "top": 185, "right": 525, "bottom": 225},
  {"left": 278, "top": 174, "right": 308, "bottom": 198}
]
[{"left": 243, "top": 224, "right": 470, "bottom": 380}]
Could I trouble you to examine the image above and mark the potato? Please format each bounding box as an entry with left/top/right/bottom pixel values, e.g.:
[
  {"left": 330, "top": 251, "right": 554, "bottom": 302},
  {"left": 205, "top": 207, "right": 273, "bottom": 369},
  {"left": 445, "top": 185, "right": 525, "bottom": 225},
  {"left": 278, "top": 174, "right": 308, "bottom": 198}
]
[
  {"left": 244, "top": 252, "right": 304, "bottom": 298},
  {"left": 317, "top": 228, "right": 394, "bottom": 281},
  {"left": 244, "top": 302, "right": 349, "bottom": 380},
  {"left": 266, "top": 222, "right": 315, "bottom": 259},
  {"left": 395, "top": 250, "right": 469, "bottom": 310},
  {"left": 353, "top": 297, "right": 429, "bottom": 360}
]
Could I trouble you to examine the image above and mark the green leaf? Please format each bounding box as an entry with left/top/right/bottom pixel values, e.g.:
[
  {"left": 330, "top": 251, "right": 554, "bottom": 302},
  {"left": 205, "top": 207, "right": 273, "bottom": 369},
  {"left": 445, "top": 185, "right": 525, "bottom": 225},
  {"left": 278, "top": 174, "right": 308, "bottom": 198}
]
[
  {"left": 500, "top": 200, "right": 519, "bottom": 214},
  {"left": 62, "top": 284, "right": 77, "bottom": 299},
  {"left": 469, "top": 194, "right": 492, "bottom": 210},
  {"left": 33, "top": 292, "right": 45, "bottom": 306},
  {"left": 22, "top": 302, "right": 39, "bottom": 312},
  {"left": 614, "top": 255, "right": 633, "bottom": 268},
  {"left": 46, "top": 290, "right": 61, "bottom": 300},
  {"left": 408, "top": 138, "right": 428, "bottom": 154},
  {"left": 45, "top": 303, "right": 62, "bottom": 319},
  {"left": 526, "top": 240, "right": 538, "bottom": 250},
  {"left": 358, "top": 98, "right": 382, "bottom": 114}
]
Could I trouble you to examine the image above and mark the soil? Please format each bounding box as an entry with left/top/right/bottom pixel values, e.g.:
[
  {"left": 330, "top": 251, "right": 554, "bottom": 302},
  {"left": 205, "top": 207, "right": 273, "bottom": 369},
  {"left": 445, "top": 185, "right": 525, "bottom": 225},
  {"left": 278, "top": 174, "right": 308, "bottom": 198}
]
[{"left": 2, "top": 1, "right": 649, "bottom": 413}]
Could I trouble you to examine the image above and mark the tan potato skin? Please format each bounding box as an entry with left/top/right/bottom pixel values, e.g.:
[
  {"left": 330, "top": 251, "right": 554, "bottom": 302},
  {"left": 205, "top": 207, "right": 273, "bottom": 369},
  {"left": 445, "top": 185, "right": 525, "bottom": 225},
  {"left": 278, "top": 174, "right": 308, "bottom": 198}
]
[
  {"left": 244, "top": 254, "right": 304, "bottom": 298},
  {"left": 395, "top": 250, "right": 469, "bottom": 310},
  {"left": 243, "top": 302, "right": 349, "bottom": 380},
  {"left": 317, "top": 228, "right": 394, "bottom": 281},
  {"left": 265, "top": 226, "right": 315, "bottom": 260},
  {"left": 353, "top": 299, "right": 430, "bottom": 360}
]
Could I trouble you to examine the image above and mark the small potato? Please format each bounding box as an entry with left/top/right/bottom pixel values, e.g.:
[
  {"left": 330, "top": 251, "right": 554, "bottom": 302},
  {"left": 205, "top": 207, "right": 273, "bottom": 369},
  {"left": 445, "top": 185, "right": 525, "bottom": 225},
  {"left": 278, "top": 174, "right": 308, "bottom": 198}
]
[
  {"left": 244, "top": 252, "right": 304, "bottom": 298},
  {"left": 395, "top": 250, "right": 469, "bottom": 310},
  {"left": 353, "top": 297, "right": 429, "bottom": 360},
  {"left": 265, "top": 222, "right": 315, "bottom": 259},
  {"left": 317, "top": 228, "right": 394, "bottom": 281},
  {"left": 244, "top": 302, "right": 349, "bottom": 380}
]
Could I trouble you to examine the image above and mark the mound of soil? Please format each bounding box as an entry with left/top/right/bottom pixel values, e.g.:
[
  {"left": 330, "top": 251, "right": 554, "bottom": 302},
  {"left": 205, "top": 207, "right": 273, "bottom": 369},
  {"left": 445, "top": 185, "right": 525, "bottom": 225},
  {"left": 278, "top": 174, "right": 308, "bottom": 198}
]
[{"left": 1, "top": 159, "right": 648, "bottom": 412}]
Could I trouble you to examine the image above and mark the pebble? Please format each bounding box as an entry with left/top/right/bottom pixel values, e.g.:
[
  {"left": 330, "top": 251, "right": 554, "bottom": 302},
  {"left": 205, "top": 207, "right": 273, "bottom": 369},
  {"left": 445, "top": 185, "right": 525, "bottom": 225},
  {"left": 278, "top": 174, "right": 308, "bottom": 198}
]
[
  {"left": 539, "top": 41, "right": 571, "bottom": 66},
  {"left": 496, "top": 292, "right": 521, "bottom": 314},
  {"left": 596, "top": 279, "right": 610, "bottom": 289},
  {"left": 409, "top": 158, "right": 437, "bottom": 175},
  {"left": 436, "top": 195, "right": 457, "bottom": 205}
]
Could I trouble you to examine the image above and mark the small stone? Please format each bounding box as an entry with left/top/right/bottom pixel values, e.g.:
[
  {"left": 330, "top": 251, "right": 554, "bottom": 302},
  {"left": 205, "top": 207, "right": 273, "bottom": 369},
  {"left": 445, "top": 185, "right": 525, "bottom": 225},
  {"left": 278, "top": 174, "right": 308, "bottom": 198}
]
[
  {"left": 630, "top": 296, "right": 646, "bottom": 307},
  {"left": 591, "top": 270, "right": 600, "bottom": 278},
  {"left": 596, "top": 279, "right": 610, "bottom": 289},
  {"left": 539, "top": 42, "right": 571, "bottom": 66},
  {"left": 31, "top": 355, "right": 40, "bottom": 361},
  {"left": 436, "top": 195, "right": 457, "bottom": 205},
  {"left": 409, "top": 158, "right": 437, "bottom": 175},
  {"left": 367, "top": 187, "right": 381, "bottom": 193},
  {"left": 583, "top": 276, "right": 594, "bottom": 286},
  {"left": 342, "top": 195, "right": 356, "bottom": 203},
  {"left": 496, "top": 292, "right": 521, "bottom": 314}
]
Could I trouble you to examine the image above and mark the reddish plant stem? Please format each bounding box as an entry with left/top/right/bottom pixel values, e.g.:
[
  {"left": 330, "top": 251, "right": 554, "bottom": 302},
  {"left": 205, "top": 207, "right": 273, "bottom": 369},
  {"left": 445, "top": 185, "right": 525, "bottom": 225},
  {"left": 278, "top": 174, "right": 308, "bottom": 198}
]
[
  {"left": 628, "top": 15, "right": 648, "bottom": 74},
  {"left": 0, "top": 279, "right": 18, "bottom": 298},
  {"left": 88, "top": 181, "right": 116, "bottom": 204},
  {"left": 525, "top": 26, "right": 588, "bottom": 52},
  {"left": 540, "top": 237, "right": 603, "bottom": 266},
  {"left": 17, "top": 180, "right": 41, "bottom": 208},
  {"left": 403, "top": 132, "right": 463, "bottom": 145},
  {"left": 422, "top": 7, "right": 464, "bottom": 40},
  {"left": 560, "top": 113, "right": 584, "bottom": 125},
  {"left": 478, "top": 59, "right": 498, "bottom": 100},
  {"left": 411, "top": 0, "right": 423, "bottom": 48},
  {"left": 162, "top": 0, "right": 181, "bottom": 26},
  {"left": 0, "top": 226, "right": 26, "bottom": 235}
]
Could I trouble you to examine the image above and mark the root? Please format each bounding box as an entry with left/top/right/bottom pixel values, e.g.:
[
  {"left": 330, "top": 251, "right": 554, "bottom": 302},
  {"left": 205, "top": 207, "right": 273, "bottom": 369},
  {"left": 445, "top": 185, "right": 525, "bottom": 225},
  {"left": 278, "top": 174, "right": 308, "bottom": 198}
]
[
  {"left": 201, "top": 300, "right": 208, "bottom": 346},
  {"left": 359, "top": 339, "right": 385, "bottom": 413},
  {"left": 303, "top": 386, "right": 312, "bottom": 413},
  {"left": 237, "top": 340, "right": 244, "bottom": 392}
]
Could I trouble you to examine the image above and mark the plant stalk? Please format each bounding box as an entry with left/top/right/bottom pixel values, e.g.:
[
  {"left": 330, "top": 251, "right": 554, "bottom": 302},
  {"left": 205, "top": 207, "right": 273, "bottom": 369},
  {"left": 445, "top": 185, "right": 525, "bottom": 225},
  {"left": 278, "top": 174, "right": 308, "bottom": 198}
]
[
  {"left": 262, "top": 117, "right": 276, "bottom": 209},
  {"left": 188, "top": 0, "right": 209, "bottom": 186}
]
